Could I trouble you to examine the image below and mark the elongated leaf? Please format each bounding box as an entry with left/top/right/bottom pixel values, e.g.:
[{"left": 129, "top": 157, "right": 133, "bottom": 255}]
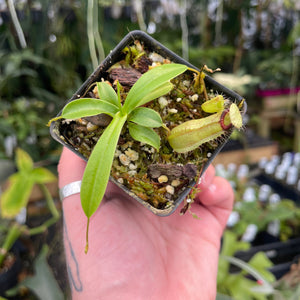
[
  {"left": 31, "top": 168, "right": 57, "bottom": 184},
  {"left": 222, "top": 256, "right": 274, "bottom": 295},
  {"left": 116, "top": 81, "right": 122, "bottom": 110},
  {"left": 81, "top": 112, "right": 127, "bottom": 218},
  {"left": 128, "top": 123, "right": 160, "bottom": 151},
  {"left": 128, "top": 107, "right": 163, "bottom": 128},
  {"left": 123, "top": 64, "right": 188, "bottom": 113},
  {"left": 48, "top": 98, "right": 118, "bottom": 125},
  {"left": 16, "top": 148, "right": 33, "bottom": 173},
  {"left": 97, "top": 81, "right": 119, "bottom": 107},
  {"left": 0, "top": 173, "right": 34, "bottom": 218},
  {"left": 136, "top": 82, "right": 173, "bottom": 108},
  {"left": 62, "top": 98, "right": 119, "bottom": 118}
]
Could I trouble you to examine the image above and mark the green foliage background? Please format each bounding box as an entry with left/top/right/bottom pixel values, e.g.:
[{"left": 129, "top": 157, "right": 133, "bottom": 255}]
[{"left": 0, "top": 0, "right": 299, "bottom": 160}]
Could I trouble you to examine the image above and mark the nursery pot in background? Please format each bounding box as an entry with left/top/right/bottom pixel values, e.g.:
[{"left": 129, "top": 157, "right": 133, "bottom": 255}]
[
  {"left": 0, "top": 247, "right": 21, "bottom": 296},
  {"left": 50, "top": 30, "right": 246, "bottom": 216},
  {"left": 235, "top": 237, "right": 300, "bottom": 280}
]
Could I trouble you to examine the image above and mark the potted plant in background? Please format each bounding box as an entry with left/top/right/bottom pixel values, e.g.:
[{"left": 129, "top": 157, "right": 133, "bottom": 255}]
[
  {"left": 217, "top": 230, "right": 276, "bottom": 300},
  {"left": 49, "top": 30, "right": 246, "bottom": 251},
  {"left": 217, "top": 230, "right": 300, "bottom": 300},
  {"left": 215, "top": 158, "right": 300, "bottom": 289},
  {"left": 0, "top": 148, "right": 60, "bottom": 296}
]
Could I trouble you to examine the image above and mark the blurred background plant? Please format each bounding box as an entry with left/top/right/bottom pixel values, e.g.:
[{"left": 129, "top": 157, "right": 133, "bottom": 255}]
[{"left": 0, "top": 148, "right": 63, "bottom": 298}]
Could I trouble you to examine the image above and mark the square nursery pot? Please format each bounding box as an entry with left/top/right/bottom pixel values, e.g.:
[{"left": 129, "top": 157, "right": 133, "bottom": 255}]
[{"left": 50, "top": 30, "right": 246, "bottom": 216}]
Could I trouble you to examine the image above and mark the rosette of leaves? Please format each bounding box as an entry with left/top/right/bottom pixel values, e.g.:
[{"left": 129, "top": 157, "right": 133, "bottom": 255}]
[{"left": 48, "top": 63, "right": 188, "bottom": 251}]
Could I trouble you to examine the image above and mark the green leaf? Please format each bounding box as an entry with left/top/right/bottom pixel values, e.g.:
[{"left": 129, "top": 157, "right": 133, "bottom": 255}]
[
  {"left": 31, "top": 168, "right": 57, "bottom": 184},
  {"left": 61, "top": 98, "right": 119, "bottom": 118},
  {"left": 22, "top": 245, "right": 64, "bottom": 300},
  {"left": 218, "top": 230, "right": 249, "bottom": 285},
  {"left": 248, "top": 252, "right": 276, "bottom": 283},
  {"left": 223, "top": 256, "right": 275, "bottom": 296},
  {"left": 0, "top": 173, "right": 34, "bottom": 218},
  {"left": 15, "top": 148, "right": 33, "bottom": 173},
  {"left": 223, "top": 274, "right": 256, "bottom": 300},
  {"left": 123, "top": 64, "right": 188, "bottom": 113},
  {"left": 97, "top": 81, "right": 119, "bottom": 107},
  {"left": 135, "top": 81, "right": 173, "bottom": 108},
  {"left": 220, "top": 231, "right": 250, "bottom": 257},
  {"left": 229, "top": 103, "right": 243, "bottom": 129},
  {"left": 116, "top": 80, "right": 122, "bottom": 110},
  {"left": 264, "top": 201, "right": 295, "bottom": 223},
  {"left": 48, "top": 98, "right": 119, "bottom": 125},
  {"left": 81, "top": 112, "right": 127, "bottom": 218},
  {"left": 201, "top": 95, "right": 225, "bottom": 113},
  {"left": 128, "top": 123, "right": 160, "bottom": 151},
  {"left": 128, "top": 107, "right": 163, "bottom": 128}
]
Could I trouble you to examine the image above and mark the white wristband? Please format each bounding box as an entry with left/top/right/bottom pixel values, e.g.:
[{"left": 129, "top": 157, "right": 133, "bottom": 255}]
[{"left": 59, "top": 180, "right": 82, "bottom": 201}]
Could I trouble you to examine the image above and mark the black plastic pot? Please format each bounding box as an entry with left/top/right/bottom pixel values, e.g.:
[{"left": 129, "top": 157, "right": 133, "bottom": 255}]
[
  {"left": 50, "top": 30, "right": 246, "bottom": 216},
  {"left": 0, "top": 250, "right": 21, "bottom": 296},
  {"left": 235, "top": 237, "right": 300, "bottom": 279}
]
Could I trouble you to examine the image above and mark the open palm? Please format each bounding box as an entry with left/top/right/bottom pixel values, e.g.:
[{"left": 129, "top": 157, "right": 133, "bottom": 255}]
[{"left": 59, "top": 148, "right": 234, "bottom": 300}]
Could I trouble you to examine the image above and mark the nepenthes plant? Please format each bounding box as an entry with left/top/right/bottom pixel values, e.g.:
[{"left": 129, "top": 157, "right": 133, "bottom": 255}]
[
  {"left": 49, "top": 63, "right": 188, "bottom": 251},
  {"left": 49, "top": 31, "right": 246, "bottom": 252}
]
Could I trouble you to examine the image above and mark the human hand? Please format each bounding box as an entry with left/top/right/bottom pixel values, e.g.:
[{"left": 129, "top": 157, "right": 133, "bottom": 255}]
[{"left": 58, "top": 147, "right": 234, "bottom": 300}]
